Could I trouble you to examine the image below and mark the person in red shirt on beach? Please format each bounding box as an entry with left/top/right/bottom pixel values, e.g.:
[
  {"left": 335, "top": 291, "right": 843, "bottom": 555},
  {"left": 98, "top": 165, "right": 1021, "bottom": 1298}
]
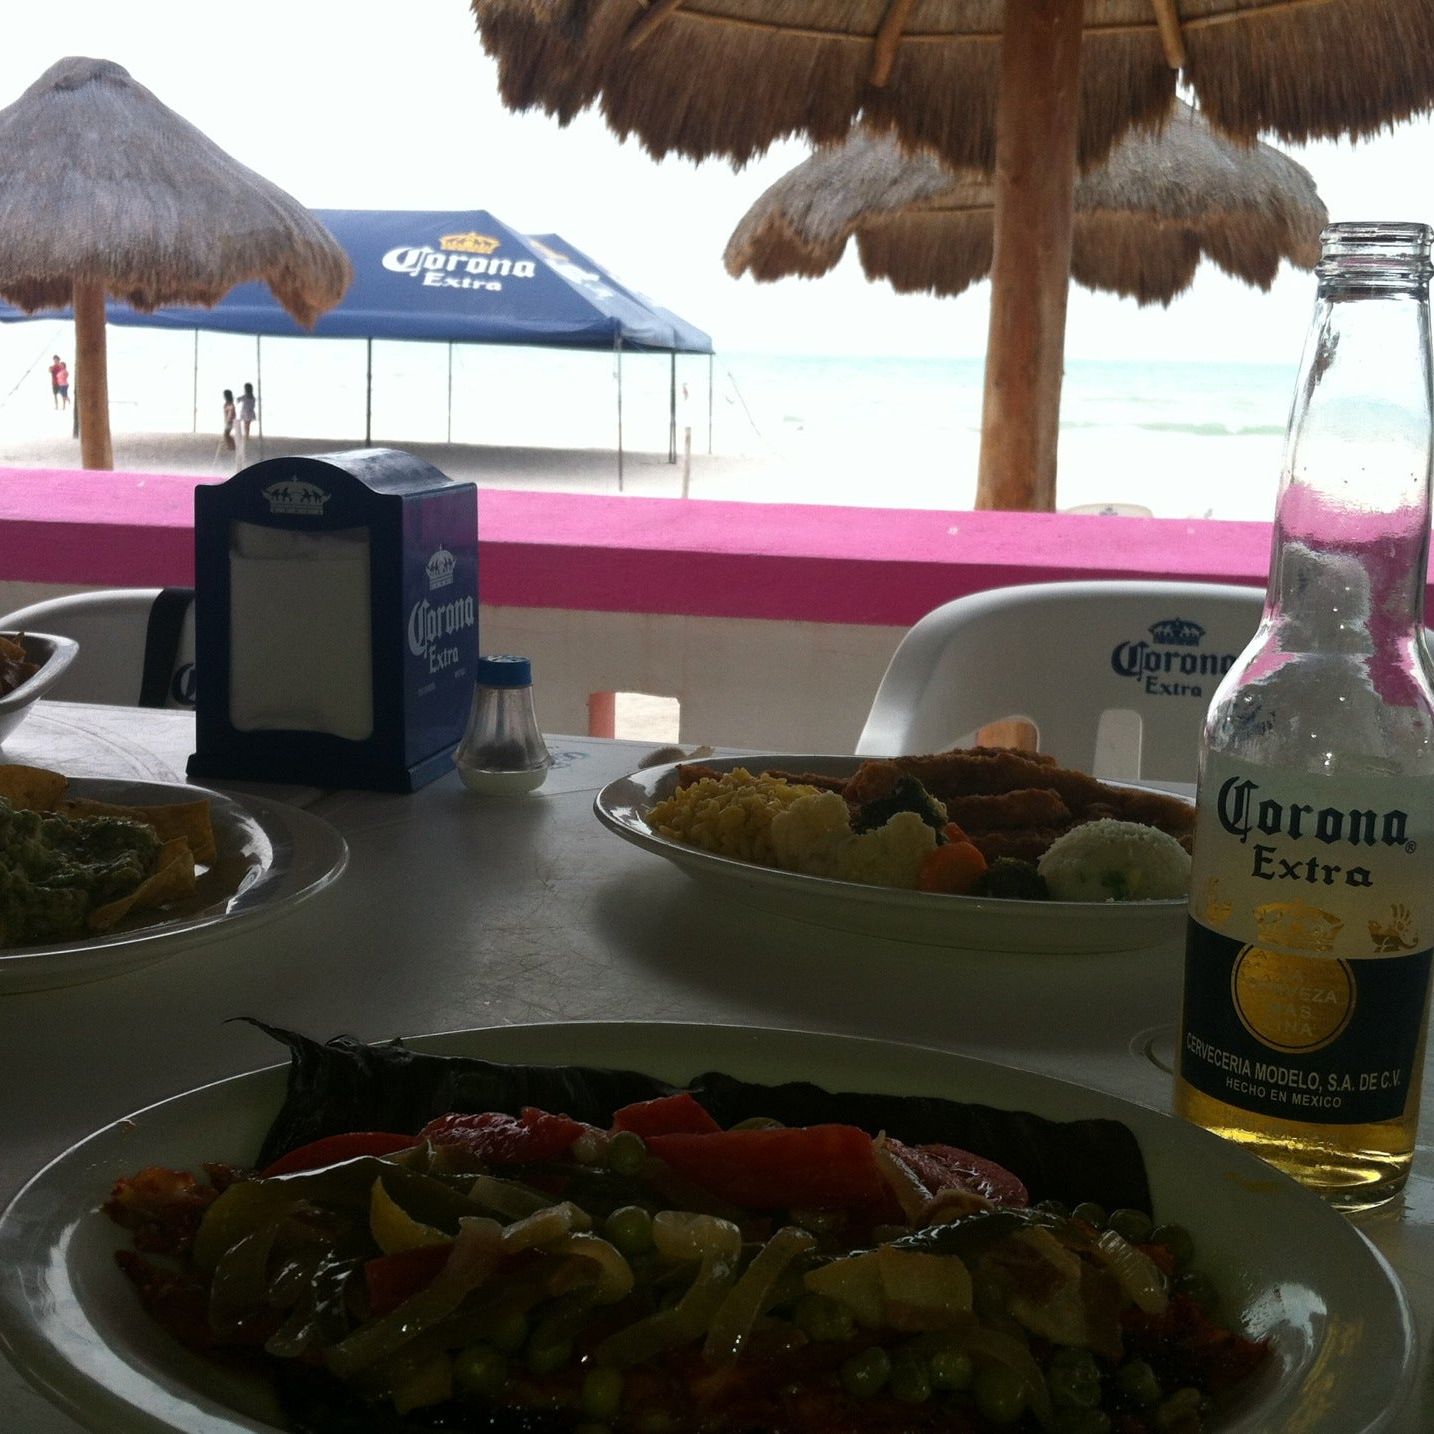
[{"left": 48, "top": 355, "right": 69, "bottom": 410}]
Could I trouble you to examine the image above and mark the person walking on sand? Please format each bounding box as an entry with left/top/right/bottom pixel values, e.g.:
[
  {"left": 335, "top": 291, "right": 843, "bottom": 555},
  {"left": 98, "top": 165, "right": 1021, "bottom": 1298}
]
[
  {"left": 48, "top": 355, "right": 69, "bottom": 410},
  {"left": 219, "top": 388, "right": 237, "bottom": 456},
  {"left": 238, "top": 381, "right": 257, "bottom": 441}
]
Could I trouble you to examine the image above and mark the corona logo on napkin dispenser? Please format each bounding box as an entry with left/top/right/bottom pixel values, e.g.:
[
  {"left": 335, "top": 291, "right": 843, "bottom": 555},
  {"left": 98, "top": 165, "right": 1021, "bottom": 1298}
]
[{"left": 188, "top": 448, "right": 478, "bottom": 792}]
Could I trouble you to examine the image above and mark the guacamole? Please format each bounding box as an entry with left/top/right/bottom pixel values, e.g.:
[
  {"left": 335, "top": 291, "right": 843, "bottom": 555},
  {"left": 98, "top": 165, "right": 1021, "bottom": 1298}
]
[{"left": 0, "top": 796, "right": 162, "bottom": 945}]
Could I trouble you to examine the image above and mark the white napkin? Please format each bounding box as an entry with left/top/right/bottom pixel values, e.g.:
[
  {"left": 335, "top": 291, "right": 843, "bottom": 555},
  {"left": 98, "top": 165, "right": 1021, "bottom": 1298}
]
[{"left": 227, "top": 521, "right": 374, "bottom": 740}]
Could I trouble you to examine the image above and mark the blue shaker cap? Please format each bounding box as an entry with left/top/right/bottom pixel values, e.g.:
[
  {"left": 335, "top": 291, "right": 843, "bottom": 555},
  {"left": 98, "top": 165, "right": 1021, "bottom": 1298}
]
[{"left": 476, "top": 654, "right": 533, "bottom": 687}]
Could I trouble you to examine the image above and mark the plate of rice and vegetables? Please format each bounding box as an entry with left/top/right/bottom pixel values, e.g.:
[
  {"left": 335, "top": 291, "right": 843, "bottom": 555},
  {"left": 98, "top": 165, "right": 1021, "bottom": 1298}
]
[
  {"left": 594, "top": 748, "right": 1195, "bottom": 953},
  {"left": 0, "top": 1022, "right": 1409, "bottom": 1434}
]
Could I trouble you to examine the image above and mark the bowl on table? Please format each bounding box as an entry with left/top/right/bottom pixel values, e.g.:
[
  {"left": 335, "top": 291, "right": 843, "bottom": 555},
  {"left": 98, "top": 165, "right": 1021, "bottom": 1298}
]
[{"left": 0, "top": 633, "right": 78, "bottom": 747}]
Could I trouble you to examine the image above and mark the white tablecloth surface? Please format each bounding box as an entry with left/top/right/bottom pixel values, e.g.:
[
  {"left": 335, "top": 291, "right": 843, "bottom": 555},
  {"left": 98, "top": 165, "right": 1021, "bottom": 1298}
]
[{"left": 1, "top": 702, "right": 1430, "bottom": 1430}]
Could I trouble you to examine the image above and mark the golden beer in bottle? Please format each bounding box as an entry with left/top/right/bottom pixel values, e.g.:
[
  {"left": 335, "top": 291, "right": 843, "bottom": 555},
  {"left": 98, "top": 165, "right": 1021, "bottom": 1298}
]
[{"left": 1174, "top": 223, "right": 1434, "bottom": 1211}]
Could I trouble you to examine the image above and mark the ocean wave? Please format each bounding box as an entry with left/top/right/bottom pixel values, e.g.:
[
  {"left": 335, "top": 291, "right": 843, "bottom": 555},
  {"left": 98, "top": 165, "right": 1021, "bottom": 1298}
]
[{"left": 1133, "top": 421, "right": 1286, "bottom": 437}]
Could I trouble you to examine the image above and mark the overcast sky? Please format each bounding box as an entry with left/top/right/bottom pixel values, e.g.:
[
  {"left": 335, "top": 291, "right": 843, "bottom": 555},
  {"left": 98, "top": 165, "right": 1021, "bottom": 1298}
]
[{"left": 7, "top": 2, "right": 1434, "bottom": 365}]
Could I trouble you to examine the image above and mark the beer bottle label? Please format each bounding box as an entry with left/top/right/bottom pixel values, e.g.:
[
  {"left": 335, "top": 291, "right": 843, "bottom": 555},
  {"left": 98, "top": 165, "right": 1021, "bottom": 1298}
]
[{"left": 1179, "top": 754, "right": 1434, "bottom": 1125}]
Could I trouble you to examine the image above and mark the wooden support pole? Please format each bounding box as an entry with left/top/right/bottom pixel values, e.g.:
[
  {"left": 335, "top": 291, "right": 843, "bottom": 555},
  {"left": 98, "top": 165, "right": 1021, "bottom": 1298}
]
[
  {"left": 974, "top": 0, "right": 1084, "bottom": 512},
  {"left": 73, "top": 279, "right": 113, "bottom": 471}
]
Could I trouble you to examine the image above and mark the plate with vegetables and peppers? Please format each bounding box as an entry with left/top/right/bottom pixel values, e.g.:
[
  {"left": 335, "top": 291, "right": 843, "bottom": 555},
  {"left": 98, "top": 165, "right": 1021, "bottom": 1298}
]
[
  {"left": 595, "top": 750, "right": 1196, "bottom": 953},
  {"left": 0, "top": 1021, "right": 1412, "bottom": 1434}
]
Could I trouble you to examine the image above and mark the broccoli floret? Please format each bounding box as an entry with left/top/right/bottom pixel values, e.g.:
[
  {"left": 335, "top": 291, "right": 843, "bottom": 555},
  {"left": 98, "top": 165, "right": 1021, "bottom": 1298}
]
[
  {"left": 974, "top": 857, "right": 1050, "bottom": 900},
  {"left": 851, "top": 775, "right": 948, "bottom": 837}
]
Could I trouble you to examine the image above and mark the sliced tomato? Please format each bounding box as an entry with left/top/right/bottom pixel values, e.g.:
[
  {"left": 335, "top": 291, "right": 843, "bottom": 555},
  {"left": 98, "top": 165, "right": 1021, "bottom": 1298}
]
[
  {"left": 260, "top": 1131, "right": 418, "bottom": 1178},
  {"left": 646, "top": 1126, "right": 889, "bottom": 1210},
  {"left": 363, "top": 1243, "right": 453, "bottom": 1316},
  {"left": 417, "top": 1107, "right": 586, "bottom": 1164},
  {"left": 884, "top": 1138, "right": 1028, "bottom": 1208},
  {"left": 611, "top": 1092, "right": 722, "bottom": 1138}
]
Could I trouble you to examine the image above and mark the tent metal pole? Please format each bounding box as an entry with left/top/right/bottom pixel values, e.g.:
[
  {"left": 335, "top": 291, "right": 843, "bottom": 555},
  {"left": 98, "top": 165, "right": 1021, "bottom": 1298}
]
[
  {"left": 615, "top": 334, "right": 624, "bottom": 493},
  {"left": 447, "top": 342, "right": 453, "bottom": 444},
  {"left": 256, "top": 336, "right": 265, "bottom": 460},
  {"left": 192, "top": 331, "right": 199, "bottom": 433},
  {"left": 707, "top": 353, "right": 714, "bottom": 455},
  {"left": 668, "top": 352, "right": 677, "bottom": 464},
  {"left": 365, "top": 337, "right": 373, "bottom": 446}
]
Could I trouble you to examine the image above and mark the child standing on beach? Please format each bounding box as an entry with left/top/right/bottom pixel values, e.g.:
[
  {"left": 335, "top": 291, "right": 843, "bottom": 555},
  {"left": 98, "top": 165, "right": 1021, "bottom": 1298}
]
[{"left": 238, "top": 382, "right": 257, "bottom": 440}]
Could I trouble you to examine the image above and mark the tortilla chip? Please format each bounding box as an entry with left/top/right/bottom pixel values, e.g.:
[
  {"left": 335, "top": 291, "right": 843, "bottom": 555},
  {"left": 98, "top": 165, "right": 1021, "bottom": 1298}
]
[
  {"left": 0, "top": 764, "right": 69, "bottom": 811},
  {"left": 55, "top": 796, "right": 218, "bottom": 866},
  {"left": 88, "top": 839, "right": 197, "bottom": 932}
]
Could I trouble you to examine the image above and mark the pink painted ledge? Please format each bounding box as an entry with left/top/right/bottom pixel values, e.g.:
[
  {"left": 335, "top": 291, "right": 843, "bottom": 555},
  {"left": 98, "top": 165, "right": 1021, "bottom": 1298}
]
[{"left": 0, "top": 465, "right": 1295, "bottom": 626}]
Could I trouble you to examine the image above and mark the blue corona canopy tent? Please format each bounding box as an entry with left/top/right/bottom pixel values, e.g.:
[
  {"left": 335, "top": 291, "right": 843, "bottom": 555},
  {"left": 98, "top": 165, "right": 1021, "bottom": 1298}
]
[{"left": 0, "top": 209, "right": 714, "bottom": 476}]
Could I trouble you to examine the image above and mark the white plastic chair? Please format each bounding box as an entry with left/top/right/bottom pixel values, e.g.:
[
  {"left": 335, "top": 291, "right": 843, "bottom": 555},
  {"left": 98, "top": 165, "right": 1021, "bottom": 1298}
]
[
  {"left": 0, "top": 588, "right": 196, "bottom": 709},
  {"left": 857, "top": 580, "right": 1266, "bottom": 782}
]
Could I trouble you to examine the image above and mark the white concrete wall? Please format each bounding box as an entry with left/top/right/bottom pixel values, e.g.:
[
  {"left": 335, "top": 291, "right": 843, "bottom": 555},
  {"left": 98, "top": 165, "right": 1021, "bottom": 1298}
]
[{"left": 0, "top": 581, "right": 905, "bottom": 752}]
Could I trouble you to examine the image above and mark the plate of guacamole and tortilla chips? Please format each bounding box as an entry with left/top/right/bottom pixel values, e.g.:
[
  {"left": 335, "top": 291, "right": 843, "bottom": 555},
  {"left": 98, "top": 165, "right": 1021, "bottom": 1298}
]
[{"left": 0, "top": 765, "right": 347, "bottom": 992}]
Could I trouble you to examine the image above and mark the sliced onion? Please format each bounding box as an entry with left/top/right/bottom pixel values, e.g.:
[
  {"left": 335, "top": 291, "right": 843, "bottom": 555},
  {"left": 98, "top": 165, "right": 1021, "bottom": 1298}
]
[
  {"left": 499, "top": 1200, "right": 592, "bottom": 1251},
  {"left": 468, "top": 1174, "right": 561, "bottom": 1220},
  {"left": 326, "top": 1216, "right": 503, "bottom": 1378},
  {"left": 652, "top": 1209, "right": 743, "bottom": 1263},
  {"left": 548, "top": 1233, "right": 635, "bottom": 1305},
  {"left": 872, "top": 1133, "right": 930, "bottom": 1224},
  {"left": 1094, "top": 1229, "right": 1169, "bottom": 1314},
  {"left": 591, "top": 1248, "right": 738, "bottom": 1367},
  {"left": 703, "top": 1225, "right": 816, "bottom": 1364}
]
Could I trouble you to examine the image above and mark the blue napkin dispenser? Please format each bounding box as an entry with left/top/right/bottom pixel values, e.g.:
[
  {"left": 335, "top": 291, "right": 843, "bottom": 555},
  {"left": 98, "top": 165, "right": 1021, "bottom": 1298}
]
[{"left": 188, "top": 448, "right": 478, "bottom": 792}]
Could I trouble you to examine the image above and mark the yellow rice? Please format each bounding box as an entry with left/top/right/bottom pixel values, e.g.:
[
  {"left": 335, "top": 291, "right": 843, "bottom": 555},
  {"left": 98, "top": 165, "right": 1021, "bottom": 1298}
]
[{"left": 647, "top": 768, "right": 819, "bottom": 865}]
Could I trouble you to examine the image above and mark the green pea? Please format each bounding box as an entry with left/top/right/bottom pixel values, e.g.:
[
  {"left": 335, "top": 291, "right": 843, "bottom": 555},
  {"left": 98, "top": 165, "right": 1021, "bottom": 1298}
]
[
  {"left": 1174, "top": 1270, "right": 1219, "bottom": 1313},
  {"left": 485, "top": 1309, "right": 529, "bottom": 1354},
  {"left": 581, "top": 1365, "right": 625, "bottom": 1421},
  {"left": 1071, "top": 1201, "right": 1108, "bottom": 1230},
  {"left": 972, "top": 1363, "right": 1028, "bottom": 1424},
  {"left": 1114, "top": 1359, "right": 1163, "bottom": 1409},
  {"left": 889, "top": 1351, "right": 932, "bottom": 1404},
  {"left": 1106, "top": 1207, "right": 1154, "bottom": 1244},
  {"left": 606, "top": 1130, "right": 647, "bottom": 1176},
  {"left": 1154, "top": 1386, "right": 1204, "bottom": 1431},
  {"left": 526, "top": 1335, "right": 573, "bottom": 1375},
  {"left": 453, "top": 1343, "right": 507, "bottom": 1401},
  {"left": 1047, "top": 1347, "right": 1102, "bottom": 1410},
  {"left": 840, "top": 1347, "right": 892, "bottom": 1398},
  {"left": 1150, "top": 1223, "right": 1194, "bottom": 1272},
  {"left": 602, "top": 1204, "right": 654, "bottom": 1256},
  {"left": 794, "top": 1292, "right": 856, "bottom": 1343},
  {"left": 928, "top": 1343, "right": 974, "bottom": 1391}
]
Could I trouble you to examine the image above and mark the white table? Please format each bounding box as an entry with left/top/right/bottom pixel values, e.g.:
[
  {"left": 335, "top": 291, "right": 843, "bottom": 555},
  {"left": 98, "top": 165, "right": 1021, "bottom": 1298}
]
[{"left": 2, "top": 702, "right": 1431, "bottom": 1430}]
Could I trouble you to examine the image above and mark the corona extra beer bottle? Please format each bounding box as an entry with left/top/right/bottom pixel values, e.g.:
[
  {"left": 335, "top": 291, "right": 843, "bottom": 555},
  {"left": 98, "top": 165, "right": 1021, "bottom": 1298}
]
[{"left": 1174, "top": 223, "right": 1434, "bottom": 1211}]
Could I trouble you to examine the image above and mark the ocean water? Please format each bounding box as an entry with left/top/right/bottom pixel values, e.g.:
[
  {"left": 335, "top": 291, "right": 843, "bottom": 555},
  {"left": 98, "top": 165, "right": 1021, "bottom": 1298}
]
[{"left": 0, "top": 318, "right": 1299, "bottom": 521}]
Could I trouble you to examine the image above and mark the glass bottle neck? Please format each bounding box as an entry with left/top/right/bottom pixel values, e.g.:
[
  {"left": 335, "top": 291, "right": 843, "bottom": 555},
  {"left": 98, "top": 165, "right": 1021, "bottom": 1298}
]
[{"left": 1267, "top": 270, "right": 1433, "bottom": 644}]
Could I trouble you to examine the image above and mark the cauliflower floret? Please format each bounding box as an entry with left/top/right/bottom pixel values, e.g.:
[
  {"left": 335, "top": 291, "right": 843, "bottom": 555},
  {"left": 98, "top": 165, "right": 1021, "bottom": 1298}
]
[
  {"left": 1036, "top": 818, "right": 1190, "bottom": 902},
  {"left": 771, "top": 793, "right": 937, "bottom": 889},
  {"left": 769, "top": 791, "right": 854, "bottom": 878}
]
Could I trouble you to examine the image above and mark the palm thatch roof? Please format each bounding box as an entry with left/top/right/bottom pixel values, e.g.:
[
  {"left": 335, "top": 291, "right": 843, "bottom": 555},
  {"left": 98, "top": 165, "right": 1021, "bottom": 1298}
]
[
  {"left": 471, "top": 0, "right": 1434, "bottom": 170},
  {"left": 725, "top": 102, "right": 1327, "bottom": 306},
  {"left": 0, "top": 56, "right": 351, "bottom": 320}
]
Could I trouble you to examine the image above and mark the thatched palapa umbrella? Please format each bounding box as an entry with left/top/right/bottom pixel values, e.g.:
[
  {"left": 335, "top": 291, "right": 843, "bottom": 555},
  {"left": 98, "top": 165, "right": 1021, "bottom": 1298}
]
[
  {"left": 469, "top": 0, "right": 1434, "bottom": 510},
  {"left": 0, "top": 57, "right": 352, "bottom": 470},
  {"left": 725, "top": 102, "right": 1325, "bottom": 308}
]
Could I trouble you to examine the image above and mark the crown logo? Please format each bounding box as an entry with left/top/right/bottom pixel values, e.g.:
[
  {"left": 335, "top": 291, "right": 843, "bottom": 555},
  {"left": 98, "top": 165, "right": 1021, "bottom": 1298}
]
[
  {"left": 262, "top": 479, "right": 330, "bottom": 517},
  {"left": 1149, "top": 617, "right": 1205, "bottom": 646},
  {"left": 426, "top": 546, "right": 456, "bottom": 590},
  {"left": 440, "top": 232, "right": 501, "bottom": 255},
  {"left": 1254, "top": 900, "right": 1343, "bottom": 953}
]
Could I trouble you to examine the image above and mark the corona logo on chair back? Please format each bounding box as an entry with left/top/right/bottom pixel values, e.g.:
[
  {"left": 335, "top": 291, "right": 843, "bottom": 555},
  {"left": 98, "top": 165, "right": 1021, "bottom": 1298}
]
[{"left": 1109, "top": 616, "right": 1240, "bottom": 698}]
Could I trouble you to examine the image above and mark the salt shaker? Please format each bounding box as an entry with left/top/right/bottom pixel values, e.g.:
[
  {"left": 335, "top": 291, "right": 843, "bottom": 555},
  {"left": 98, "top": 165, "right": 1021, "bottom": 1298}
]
[{"left": 453, "top": 655, "right": 552, "bottom": 795}]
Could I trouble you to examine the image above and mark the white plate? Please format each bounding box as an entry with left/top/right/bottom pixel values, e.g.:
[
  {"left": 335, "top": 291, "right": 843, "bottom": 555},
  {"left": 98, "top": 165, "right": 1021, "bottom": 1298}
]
[
  {"left": 0, "top": 777, "right": 348, "bottom": 993},
  {"left": 595, "top": 754, "right": 1188, "bottom": 953},
  {"left": 0, "top": 1022, "right": 1413, "bottom": 1433},
  {"left": 0, "top": 633, "right": 79, "bottom": 747}
]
